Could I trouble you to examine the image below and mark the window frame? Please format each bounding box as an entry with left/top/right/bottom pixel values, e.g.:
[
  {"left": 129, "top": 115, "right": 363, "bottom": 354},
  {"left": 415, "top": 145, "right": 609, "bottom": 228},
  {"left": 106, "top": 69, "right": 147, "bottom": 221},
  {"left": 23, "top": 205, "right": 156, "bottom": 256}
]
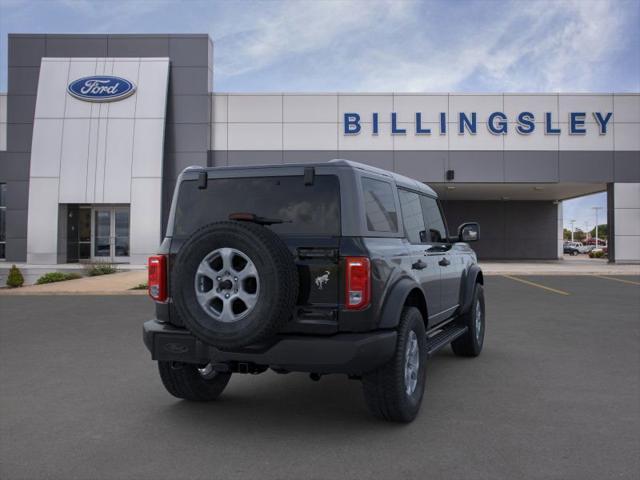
[
  {"left": 0, "top": 183, "right": 6, "bottom": 259},
  {"left": 397, "top": 187, "right": 428, "bottom": 245},
  {"left": 419, "top": 194, "right": 451, "bottom": 245},
  {"left": 359, "top": 174, "right": 402, "bottom": 237}
]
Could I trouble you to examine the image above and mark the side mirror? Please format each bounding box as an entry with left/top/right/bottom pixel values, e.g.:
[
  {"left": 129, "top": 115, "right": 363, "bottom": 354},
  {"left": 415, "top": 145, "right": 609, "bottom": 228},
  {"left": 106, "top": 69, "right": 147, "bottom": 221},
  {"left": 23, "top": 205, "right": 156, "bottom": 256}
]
[{"left": 458, "top": 222, "right": 480, "bottom": 242}]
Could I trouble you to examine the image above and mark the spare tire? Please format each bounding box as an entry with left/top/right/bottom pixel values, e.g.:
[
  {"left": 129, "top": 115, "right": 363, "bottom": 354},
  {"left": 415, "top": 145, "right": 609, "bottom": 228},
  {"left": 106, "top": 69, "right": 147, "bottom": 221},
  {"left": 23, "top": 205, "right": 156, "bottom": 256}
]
[{"left": 172, "top": 221, "right": 299, "bottom": 350}]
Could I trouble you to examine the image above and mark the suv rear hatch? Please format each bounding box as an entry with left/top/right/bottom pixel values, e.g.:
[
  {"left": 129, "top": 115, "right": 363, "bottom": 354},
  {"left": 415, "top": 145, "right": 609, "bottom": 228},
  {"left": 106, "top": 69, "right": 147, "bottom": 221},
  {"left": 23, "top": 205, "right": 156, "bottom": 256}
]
[{"left": 169, "top": 172, "right": 342, "bottom": 334}]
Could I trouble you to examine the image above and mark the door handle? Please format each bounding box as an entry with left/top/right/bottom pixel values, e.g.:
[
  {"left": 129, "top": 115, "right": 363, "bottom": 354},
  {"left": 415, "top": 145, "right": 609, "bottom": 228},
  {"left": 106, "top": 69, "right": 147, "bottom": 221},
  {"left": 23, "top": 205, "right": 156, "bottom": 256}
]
[
  {"left": 438, "top": 257, "right": 450, "bottom": 267},
  {"left": 412, "top": 260, "right": 427, "bottom": 270}
]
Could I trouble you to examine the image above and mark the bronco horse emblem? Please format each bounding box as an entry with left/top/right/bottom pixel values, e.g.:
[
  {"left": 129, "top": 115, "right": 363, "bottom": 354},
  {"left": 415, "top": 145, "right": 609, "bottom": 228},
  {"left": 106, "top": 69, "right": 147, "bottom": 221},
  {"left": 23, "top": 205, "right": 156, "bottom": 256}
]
[{"left": 315, "top": 271, "right": 330, "bottom": 290}]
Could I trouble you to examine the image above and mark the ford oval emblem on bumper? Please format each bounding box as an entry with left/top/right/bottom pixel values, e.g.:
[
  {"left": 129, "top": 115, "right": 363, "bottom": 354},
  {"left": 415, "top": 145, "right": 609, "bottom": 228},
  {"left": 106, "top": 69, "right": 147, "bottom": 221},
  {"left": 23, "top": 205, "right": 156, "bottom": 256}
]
[{"left": 67, "top": 76, "right": 136, "bottom": 102}]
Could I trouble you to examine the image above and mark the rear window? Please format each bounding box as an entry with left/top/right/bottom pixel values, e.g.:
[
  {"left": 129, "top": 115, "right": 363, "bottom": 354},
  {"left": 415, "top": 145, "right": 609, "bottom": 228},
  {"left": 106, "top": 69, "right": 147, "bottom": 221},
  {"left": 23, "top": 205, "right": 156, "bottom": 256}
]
[{"left": 173, "top": 175, "right": 341, "bottom": 237}]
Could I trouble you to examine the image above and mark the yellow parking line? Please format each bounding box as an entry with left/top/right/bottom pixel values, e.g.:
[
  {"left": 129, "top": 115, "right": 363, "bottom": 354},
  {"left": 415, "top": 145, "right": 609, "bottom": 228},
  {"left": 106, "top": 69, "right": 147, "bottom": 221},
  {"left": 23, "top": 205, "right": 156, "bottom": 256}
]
[
  {"left": 501, "top": 275, "right": 571, "bottom": 296},
  {"left": 593, "top": 275, "right": 640, "bottom": 286}
]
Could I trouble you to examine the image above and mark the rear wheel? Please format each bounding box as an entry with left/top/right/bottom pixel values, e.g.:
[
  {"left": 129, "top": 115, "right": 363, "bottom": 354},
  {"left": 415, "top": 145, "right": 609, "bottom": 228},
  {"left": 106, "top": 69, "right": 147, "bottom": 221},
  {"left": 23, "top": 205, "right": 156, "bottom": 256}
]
[
  {"left": 362, "top": 307, "right": 427, "bottom": 422},
  {"left": 451, "top": 283, "right": 485, "bottom": 357},
  {"left": 158, "top": 361, "right": 231, "bottom": 401}
]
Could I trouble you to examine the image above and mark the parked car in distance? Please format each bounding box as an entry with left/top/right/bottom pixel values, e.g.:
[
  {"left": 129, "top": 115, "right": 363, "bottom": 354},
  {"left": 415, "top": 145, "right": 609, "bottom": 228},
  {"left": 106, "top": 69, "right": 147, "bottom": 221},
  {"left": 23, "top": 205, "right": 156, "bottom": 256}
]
[
  {"left": 564, "top": 244, "right": 580, "bottom": 256},
  {"left": 562, "top": 242, "right": 582, "bottom": 256}
]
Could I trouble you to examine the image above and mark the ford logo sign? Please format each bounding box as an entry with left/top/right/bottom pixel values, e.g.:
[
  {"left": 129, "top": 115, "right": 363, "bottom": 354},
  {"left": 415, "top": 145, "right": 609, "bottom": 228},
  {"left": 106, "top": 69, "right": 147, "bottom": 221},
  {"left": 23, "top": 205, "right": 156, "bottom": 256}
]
[{"left": 67, "top": 76, "right": 136, "bottom": 102}]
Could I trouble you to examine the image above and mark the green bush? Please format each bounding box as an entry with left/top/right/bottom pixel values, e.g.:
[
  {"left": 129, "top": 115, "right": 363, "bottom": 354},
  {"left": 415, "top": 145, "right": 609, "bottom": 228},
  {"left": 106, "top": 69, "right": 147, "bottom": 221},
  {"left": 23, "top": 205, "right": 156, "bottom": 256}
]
[
  {"left": 84, "top": 263, "right": 118, "bottom": 276},
  {"left": 131, "top": 282, "right": 148, "bottom": 290},
  {"left": 6, "top": 265, "right": 25, "bottom": 288},
  {"left": 589, "top": 250, "right": 606, "bottom": 259},
  {"left": 36, "top": 272, "right": 82, "bottom": 284}
]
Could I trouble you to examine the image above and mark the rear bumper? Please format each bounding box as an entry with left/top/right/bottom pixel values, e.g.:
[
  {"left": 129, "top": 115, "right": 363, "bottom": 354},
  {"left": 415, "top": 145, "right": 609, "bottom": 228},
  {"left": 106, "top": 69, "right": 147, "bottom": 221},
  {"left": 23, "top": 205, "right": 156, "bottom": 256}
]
[{"left": 143, "top": 319, "right": 397, "bottom": 375}]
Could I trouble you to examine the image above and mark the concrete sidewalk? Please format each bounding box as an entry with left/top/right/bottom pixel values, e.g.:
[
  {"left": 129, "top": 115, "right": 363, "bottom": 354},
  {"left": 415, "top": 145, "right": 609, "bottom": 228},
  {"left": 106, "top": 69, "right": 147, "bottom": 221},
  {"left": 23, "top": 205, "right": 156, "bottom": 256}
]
[
  {"left": 480, "top": 257, "right": 640, "bottom": 276},
  {"left": 0, "top": 270, "right": 147, "bottom": 295},
  {"left": 2, "top": 257, "right": 639, "bottom": 295}
]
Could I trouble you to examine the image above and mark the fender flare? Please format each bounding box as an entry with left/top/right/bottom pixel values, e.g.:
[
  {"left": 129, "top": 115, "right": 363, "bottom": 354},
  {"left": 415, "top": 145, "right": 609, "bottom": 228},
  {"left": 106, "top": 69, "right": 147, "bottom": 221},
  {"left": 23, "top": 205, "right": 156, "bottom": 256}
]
[
  {"left": 459, "top": 264, "right": 484, "bottom": 314},
  {"left": 378, "top": 277, "right": 427, "bottom": 329}
]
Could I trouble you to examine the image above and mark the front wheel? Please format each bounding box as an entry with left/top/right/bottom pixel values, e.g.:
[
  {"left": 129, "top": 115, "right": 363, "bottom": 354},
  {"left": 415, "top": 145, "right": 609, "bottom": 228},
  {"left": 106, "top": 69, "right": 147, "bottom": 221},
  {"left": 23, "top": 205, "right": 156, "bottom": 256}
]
[
  {"left": 158, "top": 361, "right": 231, "bottom": 401},
  {"left": 362, "top": 306, "right": 427, "bottom": 422},
  {"left": 451, "top": 283, "right": 485, "bottom": 357}
]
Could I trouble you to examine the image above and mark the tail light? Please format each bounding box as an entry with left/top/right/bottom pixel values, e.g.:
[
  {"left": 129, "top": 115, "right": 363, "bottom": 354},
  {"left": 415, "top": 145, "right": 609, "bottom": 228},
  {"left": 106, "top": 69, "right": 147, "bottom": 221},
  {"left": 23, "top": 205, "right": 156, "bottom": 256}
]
[
  {"left": 148, "top": 255, "right": 167, "bottom": 302},
  {"left": 345, "top": 257, "right": 370, "bottom": 310}
]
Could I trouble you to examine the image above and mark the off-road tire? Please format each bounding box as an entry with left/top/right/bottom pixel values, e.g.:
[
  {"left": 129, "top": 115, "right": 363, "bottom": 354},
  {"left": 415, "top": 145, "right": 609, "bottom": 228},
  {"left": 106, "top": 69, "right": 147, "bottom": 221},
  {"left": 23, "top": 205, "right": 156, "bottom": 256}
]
[
  {"left": 158, "top": 361, "right": 231, "bottom": 401},
  {"left": 451, "top": 283, "right": 485, "bottom": 357},
  {"left": 362, "top": 307, "right": 427, "bottom": 422},
  {"left": 172, "top": 221, "right": 299, "bottom": 350}
]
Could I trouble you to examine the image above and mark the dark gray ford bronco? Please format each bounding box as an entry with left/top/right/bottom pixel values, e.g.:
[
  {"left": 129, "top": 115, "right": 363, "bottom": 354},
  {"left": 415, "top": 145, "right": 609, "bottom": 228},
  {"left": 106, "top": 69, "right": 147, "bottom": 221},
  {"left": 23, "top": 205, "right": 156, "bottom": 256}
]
[{"left": 143, "top": 160, "right": 484, "bottom": 422}]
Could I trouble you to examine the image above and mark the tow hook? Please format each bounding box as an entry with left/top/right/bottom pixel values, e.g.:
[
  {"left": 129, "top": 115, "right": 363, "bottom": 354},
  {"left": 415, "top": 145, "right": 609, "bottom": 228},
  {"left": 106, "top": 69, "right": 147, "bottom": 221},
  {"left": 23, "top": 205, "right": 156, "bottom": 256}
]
[{"left": 309, "top": 373, "right": 322, "bottom": 381}]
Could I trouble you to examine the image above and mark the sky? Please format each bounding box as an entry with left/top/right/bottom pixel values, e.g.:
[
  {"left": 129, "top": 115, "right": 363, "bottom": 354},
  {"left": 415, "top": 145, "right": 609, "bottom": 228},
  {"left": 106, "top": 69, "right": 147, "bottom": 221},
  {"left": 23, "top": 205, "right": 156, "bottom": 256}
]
[{"left": 0, "top": 0, "right": 638, "bottom": 227}]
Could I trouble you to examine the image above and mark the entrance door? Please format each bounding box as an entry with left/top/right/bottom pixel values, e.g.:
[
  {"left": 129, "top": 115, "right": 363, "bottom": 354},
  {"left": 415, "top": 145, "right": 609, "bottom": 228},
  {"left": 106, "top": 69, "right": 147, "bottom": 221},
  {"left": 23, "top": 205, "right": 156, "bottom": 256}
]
[{"left": 92, "top": 206, "right": 130, "bottom": 262}]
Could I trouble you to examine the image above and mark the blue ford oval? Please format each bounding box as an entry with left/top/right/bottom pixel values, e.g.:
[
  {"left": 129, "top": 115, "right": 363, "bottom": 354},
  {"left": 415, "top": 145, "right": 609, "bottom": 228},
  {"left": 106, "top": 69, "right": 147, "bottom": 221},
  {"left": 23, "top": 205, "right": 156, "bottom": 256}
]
[{"left": 67, "top": 76, "right": 136, "bottom": 102}]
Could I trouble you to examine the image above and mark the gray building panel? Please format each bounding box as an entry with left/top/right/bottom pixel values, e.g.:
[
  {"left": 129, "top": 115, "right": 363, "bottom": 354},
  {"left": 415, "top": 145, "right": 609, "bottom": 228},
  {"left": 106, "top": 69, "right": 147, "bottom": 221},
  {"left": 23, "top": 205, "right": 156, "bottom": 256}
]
[
  {"left": 5, "top": 236, "right": 26, "bottom": 262},
  {"left": 209, "top": 150, "right": 228, "bottom": 167},
  {"left": 6, "top": 208, "right": 28, "bottom": 239},
  {"left": 6, "top": 95, "right": 36, "bottom": 124},
  {"left": 8, "top": 35, "right": 45, "bottom": 67},
  {"left": 45, "top": 35, "right": 109, "bottom": 57},
  {"left": 107, "top": 35, "right": 170, "bottom": 57},
  {"left": 394, "top": 151, "right": 446, "bottom": 182},
  {"left": 7, "top": 67, "right": 40, "bottom": 95},
  {"left": 614, "top": 151, "right": 640, "bottom": 182},
  {"left": 442, "top": 200, "right": 558, "bottom": 259},
  {"left": 227, "top": 150, "right": 284, "bottom": 166},
  {"left": 165, "top": 123, "right": 210, "bottom": 154},
  {"left": 559, "top": 151, "right": 614, "bottom": 183},
  {"left": 6, "top": 124, "right": 33, "bottom": 153},
  {"left": 166, "top": 94, "right": 210, "bottom": 124},
  {"left": 504, "top": 150, "right": 559, "bottom": 182},
  {"left": 169, "top": 36, "right": 211, "bottom": 67},
  {"left": 169, "top": 67, "right": 211, "bottom": 95},
  {"left": 449, "top": 151, "right": 504, "bottom": 182},
  {"left": 0, "top": 153, "right": 30, "bottom": 181},
  {"left": 5, "top": 180, "right": 29, "bottom": 209},
  {"left": 283, "top": 150, "right": 339, "bottom": 164},
  {"left": 163, "top": 152, "right": 209, "bottom": 181}
]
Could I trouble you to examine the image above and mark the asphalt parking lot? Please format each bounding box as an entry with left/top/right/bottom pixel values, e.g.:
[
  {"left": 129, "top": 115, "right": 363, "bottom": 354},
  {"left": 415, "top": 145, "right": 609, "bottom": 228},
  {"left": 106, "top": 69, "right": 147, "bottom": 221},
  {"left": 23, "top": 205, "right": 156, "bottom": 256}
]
[{"left": 1, "top": 275, "right": 639, "bottom": 480}]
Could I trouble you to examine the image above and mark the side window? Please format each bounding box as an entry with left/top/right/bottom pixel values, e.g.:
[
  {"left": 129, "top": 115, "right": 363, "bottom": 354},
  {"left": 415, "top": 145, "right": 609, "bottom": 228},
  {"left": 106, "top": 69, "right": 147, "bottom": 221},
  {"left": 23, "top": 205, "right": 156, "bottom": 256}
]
[
  {"left": 361, "top": 177, "right": 398, "bottom": 233},
  {"left": 420, "top": 195, "right": 447, "bottom": 243},
  {"left": 398, "top": 189, "right": 426, "bottom": 244}
]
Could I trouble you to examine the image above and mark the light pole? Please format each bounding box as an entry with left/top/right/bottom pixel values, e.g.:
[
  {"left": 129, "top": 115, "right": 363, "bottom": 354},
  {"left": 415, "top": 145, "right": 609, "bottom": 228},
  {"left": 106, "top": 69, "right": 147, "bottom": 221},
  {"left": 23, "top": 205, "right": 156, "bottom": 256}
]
[
  {"left": 570, "top": 219, "right": 576, "bottom": 242},
  {"left": 592, "top": 206, "right": 603, "bottom": 247}
]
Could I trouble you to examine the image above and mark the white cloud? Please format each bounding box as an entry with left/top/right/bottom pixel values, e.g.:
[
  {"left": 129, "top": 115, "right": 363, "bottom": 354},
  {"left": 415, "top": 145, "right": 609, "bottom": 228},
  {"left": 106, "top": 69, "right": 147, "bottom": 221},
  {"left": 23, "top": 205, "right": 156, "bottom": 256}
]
[{"left": 212, "top": 0, "right": 636, "bottom": 92}]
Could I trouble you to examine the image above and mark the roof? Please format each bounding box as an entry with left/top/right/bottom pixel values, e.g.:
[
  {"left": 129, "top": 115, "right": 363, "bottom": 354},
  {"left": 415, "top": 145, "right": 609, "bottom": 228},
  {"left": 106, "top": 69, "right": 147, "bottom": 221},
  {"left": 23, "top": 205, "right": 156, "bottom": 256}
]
[{"left": 190, "top": 159, "right": 437, "bottom": 197}]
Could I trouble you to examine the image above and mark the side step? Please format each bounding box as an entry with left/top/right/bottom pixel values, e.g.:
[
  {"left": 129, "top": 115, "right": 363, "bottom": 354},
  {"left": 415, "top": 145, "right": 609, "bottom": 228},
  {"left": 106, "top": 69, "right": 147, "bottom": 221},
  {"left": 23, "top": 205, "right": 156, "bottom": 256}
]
[{"left": 425, "top": 324, "right": 468, "bottom": 358}]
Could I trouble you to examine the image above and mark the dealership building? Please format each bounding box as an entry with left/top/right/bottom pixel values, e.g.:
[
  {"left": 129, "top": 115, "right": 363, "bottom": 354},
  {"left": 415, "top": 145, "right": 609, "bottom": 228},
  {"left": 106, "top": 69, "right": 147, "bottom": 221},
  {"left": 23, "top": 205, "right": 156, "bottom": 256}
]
[{"left": 0, "top": 33, "right": 638, "bottom": 265}]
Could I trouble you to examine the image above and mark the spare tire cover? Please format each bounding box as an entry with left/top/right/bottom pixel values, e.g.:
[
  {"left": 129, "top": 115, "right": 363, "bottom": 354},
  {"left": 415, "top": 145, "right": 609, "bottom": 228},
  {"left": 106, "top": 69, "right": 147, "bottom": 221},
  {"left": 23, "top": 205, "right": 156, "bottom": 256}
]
[{"left": 172, "top": 221, "right": 299, "bottom": 349}]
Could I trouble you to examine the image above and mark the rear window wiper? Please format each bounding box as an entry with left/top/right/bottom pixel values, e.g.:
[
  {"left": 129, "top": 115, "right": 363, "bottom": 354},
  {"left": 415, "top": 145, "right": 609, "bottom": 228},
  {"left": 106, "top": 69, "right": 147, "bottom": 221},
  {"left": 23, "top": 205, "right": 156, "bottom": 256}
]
[{"left": 229, "top": 212, "right": 292, "bottom": 226}]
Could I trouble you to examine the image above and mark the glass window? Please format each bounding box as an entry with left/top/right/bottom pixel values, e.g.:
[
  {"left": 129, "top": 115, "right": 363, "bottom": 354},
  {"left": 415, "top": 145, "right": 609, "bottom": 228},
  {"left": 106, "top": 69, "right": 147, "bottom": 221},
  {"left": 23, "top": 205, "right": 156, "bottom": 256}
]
[
  {"left": 174, "top": 175, "right": 341, "bottom": 238},
  {"left": 0, "top": 183, "right": 5, "bottom": 259},
  {"left": 399, "top": 189, "right": 426, "bottom": 244},
  {"left": 420, "top": 195, "right": 448, "bottom": 243},
  {"left": 362, "top": 177, "right": 398, "bottom": 233}
]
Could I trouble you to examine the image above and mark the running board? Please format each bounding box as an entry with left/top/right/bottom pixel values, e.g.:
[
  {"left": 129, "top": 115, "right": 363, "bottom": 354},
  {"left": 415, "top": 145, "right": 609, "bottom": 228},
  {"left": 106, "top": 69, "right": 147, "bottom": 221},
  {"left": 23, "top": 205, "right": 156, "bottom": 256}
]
[{"left": 425, "top": 325, "right": 468, "bottom": 358}]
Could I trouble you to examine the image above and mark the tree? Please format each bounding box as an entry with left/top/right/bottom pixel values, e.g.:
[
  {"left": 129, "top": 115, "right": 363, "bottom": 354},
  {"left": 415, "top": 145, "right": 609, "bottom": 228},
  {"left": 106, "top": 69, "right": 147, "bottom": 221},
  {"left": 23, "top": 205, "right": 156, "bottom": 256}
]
[
  {"left": 589, "top": 224, "right": 607, "bottom": 240},
  {"left": 6, "top": 264, "right": 24, "bottom": 288},
  {"left": 573, "top": 228, "right": 586, "bottom": 242}
]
